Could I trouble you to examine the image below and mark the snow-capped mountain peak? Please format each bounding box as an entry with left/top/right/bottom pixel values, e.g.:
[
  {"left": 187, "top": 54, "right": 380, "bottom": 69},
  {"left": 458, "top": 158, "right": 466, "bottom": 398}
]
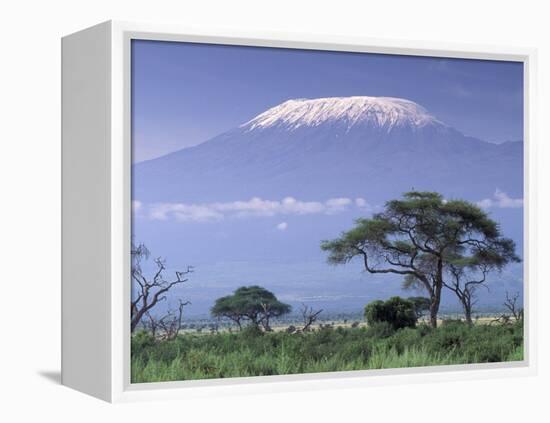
[{"left": 241, "top": 96, "right": 445, "bottom": 132}]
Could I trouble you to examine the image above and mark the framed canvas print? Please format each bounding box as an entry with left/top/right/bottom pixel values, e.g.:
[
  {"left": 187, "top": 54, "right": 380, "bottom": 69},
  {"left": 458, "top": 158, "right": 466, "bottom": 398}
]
[{"left": 61, "top": 21, "right": 537, "bottom": 402}]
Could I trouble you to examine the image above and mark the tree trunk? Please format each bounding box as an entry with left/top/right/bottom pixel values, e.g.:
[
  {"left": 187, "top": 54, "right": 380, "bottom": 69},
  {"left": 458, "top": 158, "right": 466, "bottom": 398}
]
[
  {"left": 429, "top": 300, "right": 438, "bottom": 328},
  {"left": 131, "top": 310, "right": 146, "bottom": 333},
  {"left": 429, "top": 262, "right": 444, "bottom": 328},
  {"left": 462, "top": 298, "right": 473, "bottom": 325},
  {"left": 464, "top": 308, "right": 473, "bottom": 325}
]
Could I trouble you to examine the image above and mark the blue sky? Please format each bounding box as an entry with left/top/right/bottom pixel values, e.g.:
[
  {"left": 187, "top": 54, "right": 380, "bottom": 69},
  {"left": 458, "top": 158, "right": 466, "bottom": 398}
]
[{"left": 132, "top": 39, "right": 524, "bottom": 162}]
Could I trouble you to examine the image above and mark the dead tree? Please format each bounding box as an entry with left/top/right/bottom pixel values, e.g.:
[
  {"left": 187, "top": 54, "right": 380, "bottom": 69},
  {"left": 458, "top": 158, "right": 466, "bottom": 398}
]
[
  {"left": 491, "top": 292, "right": 523, "bottom": 325},
  {"left": 144, "top": 311, "right": 160, "bottom": 338},
  {"left": 131, "top": 243, "right": 192, "bottom": 332},
  {"left": 144, "top": 299, "right": 190, "bottom": 340},
  {"left": 491, "top": 314, "right": 511, "bottom": 325},
  {"left": 504, "top": 291, "right": 523, "bottom": 322},
  {"left": 301, "top": 303, "right": 323, "bottom": 332},
  {"left": 156, "top": 300, "right": 191, "bottom": 340}
]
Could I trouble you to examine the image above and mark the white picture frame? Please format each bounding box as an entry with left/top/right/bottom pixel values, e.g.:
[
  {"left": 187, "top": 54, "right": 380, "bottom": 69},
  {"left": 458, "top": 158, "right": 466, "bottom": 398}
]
[{"left": 61, "top": 20, "right": 538, "bottom": 403}]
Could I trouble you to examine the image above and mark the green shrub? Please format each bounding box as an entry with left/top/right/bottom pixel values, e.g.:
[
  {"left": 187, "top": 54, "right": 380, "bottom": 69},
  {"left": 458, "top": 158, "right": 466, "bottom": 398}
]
[
  {"left": 364, "top": 300, "right": 385, "bottom": 325},
  {"left": 132, "top": 331, "right": 156, "bottom": 352},
  {"left": 387, "top": 327, "right": 423, "bottom": 354},
  {"left": 367, "top": 321, "right": 395, "bottom": 338},
  {"left": 416, "top": 323, "right": 433, "bottom": 337},
  {"left": 241, "top": 323, "right": 264, "bottom": 339},
  {"left": 365, "top": 297, "right": 418, "bottom": 330},
  {"left": 425, "top": 320, "right": 470, "bottom": 352}
]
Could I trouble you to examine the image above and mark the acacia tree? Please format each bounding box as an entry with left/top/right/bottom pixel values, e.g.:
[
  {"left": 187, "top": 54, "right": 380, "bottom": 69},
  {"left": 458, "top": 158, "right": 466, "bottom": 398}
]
[
  {"left": 211, "top": 286, "right": 291, "bottom": 331},
  {"left": 131, "top": 243, "right": 193, "bottom": 332},
  {"left": 321, "top": 191, "right": 518, "bottom": 328},
  {"left": 210, "top": 294, "right": 245, "bottom": 330}
]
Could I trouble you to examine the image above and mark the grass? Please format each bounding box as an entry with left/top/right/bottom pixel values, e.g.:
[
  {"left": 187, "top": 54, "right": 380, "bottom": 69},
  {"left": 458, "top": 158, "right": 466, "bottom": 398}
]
[{"left": 131, "top": 320, "right": 523, "bottom": 383}]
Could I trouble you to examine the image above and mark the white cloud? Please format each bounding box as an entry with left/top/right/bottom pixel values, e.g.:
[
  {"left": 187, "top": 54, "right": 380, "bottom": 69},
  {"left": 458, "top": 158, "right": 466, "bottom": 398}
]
[
  {"left": 149, "top": 203, "right": 224, "bottom": 222},
  {"left": 355, "top": 197, "right": 367, "bottom": 208},
  {"left": 477, "top": 198, "right": 493, "bottom": 209},
  {"left": 355, "top": 197, "right": 377, "bottom": 212},
  {"left": 132, "top": 200, "right": 145, "bottom": 218},
  {"left": 143, "top": 196, "right": 371, "bottom": 223},
  {"left": 477, "top": 189, "right": 523, "bottom": 209},
  {"left": 325, "top": 197, "right": 352, "bottom": 214},
  {"left": 276, "top": 222, "right": 288, "bottom": 231}
]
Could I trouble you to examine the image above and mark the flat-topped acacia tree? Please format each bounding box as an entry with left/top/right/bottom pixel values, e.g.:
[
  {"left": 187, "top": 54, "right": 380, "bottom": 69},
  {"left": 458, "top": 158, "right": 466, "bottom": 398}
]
[
  {"left": 211, "top": 286, "right": 291, "bottom": 331},
  {"left": 321, "top": 191, "right": 519, "bottom": 328}
]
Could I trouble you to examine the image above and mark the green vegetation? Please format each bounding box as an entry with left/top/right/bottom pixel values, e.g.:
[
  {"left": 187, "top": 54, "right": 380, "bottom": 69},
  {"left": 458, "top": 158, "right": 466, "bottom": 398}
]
[
  {"left": 131, "top": 319, "right": 523, "bottom": 383},
  {"left": 364, "top": 297, "right": 418, "bottom": 330}
]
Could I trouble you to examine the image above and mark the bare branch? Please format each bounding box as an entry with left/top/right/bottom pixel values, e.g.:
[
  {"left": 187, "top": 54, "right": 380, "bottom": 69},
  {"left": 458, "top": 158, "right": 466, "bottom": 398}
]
[
  {"left": 504, "top": 291, "right": 523, "bottom": 322},
  {"left": 146, "top": 299, "right": 191, "bottom": 340},
  {"left": 130, "top": 243, "right": 193, "bottom": 332},
  {"left": 301, "top": 303, "right": 323, "bottom": 332}
]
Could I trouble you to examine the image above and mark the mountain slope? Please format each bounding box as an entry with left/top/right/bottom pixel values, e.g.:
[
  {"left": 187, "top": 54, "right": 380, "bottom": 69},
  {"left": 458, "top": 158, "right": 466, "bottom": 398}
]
[{"left": 134, "top": 96, "right": 522, "bottom": 204}]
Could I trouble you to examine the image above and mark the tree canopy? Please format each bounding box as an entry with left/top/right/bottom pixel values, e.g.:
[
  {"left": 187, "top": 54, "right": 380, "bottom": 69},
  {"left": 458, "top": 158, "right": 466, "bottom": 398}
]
[
  {"left": 211, "top": 286, "right": 291, "bottom": 330},
  {"left": 321, "top": 191, "right": 519, "bottom": 327}
]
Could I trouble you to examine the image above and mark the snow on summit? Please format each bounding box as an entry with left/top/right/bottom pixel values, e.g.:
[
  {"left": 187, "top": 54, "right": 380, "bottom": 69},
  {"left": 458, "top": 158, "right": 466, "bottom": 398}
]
[{"left": 242, "top": 96, "right": 445, "bottom": 132}]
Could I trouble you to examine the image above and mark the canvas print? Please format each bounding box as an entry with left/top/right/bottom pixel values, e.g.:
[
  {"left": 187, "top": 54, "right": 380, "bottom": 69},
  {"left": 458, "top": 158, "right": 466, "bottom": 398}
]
[{"left": 130, "top": 40, "right": 524, "bottom": 383}]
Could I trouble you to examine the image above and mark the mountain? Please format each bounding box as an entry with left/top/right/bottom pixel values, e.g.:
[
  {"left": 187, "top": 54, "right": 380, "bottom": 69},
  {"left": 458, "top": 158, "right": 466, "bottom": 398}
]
[
  {"left": 134, "top": 96, "right": 523, "bottom": 204},
  {"left": 132, "top": 96, "right": 523, "bottom": 316}
]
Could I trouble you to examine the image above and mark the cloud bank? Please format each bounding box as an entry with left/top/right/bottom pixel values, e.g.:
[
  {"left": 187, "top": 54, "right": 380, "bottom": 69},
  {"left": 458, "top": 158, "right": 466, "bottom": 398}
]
[
  {"left": 136, "top": 196, "right": 376, "bottom": 223},
  {"left": 133, "top": 190, "right": 522, "bottom": 224}
]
